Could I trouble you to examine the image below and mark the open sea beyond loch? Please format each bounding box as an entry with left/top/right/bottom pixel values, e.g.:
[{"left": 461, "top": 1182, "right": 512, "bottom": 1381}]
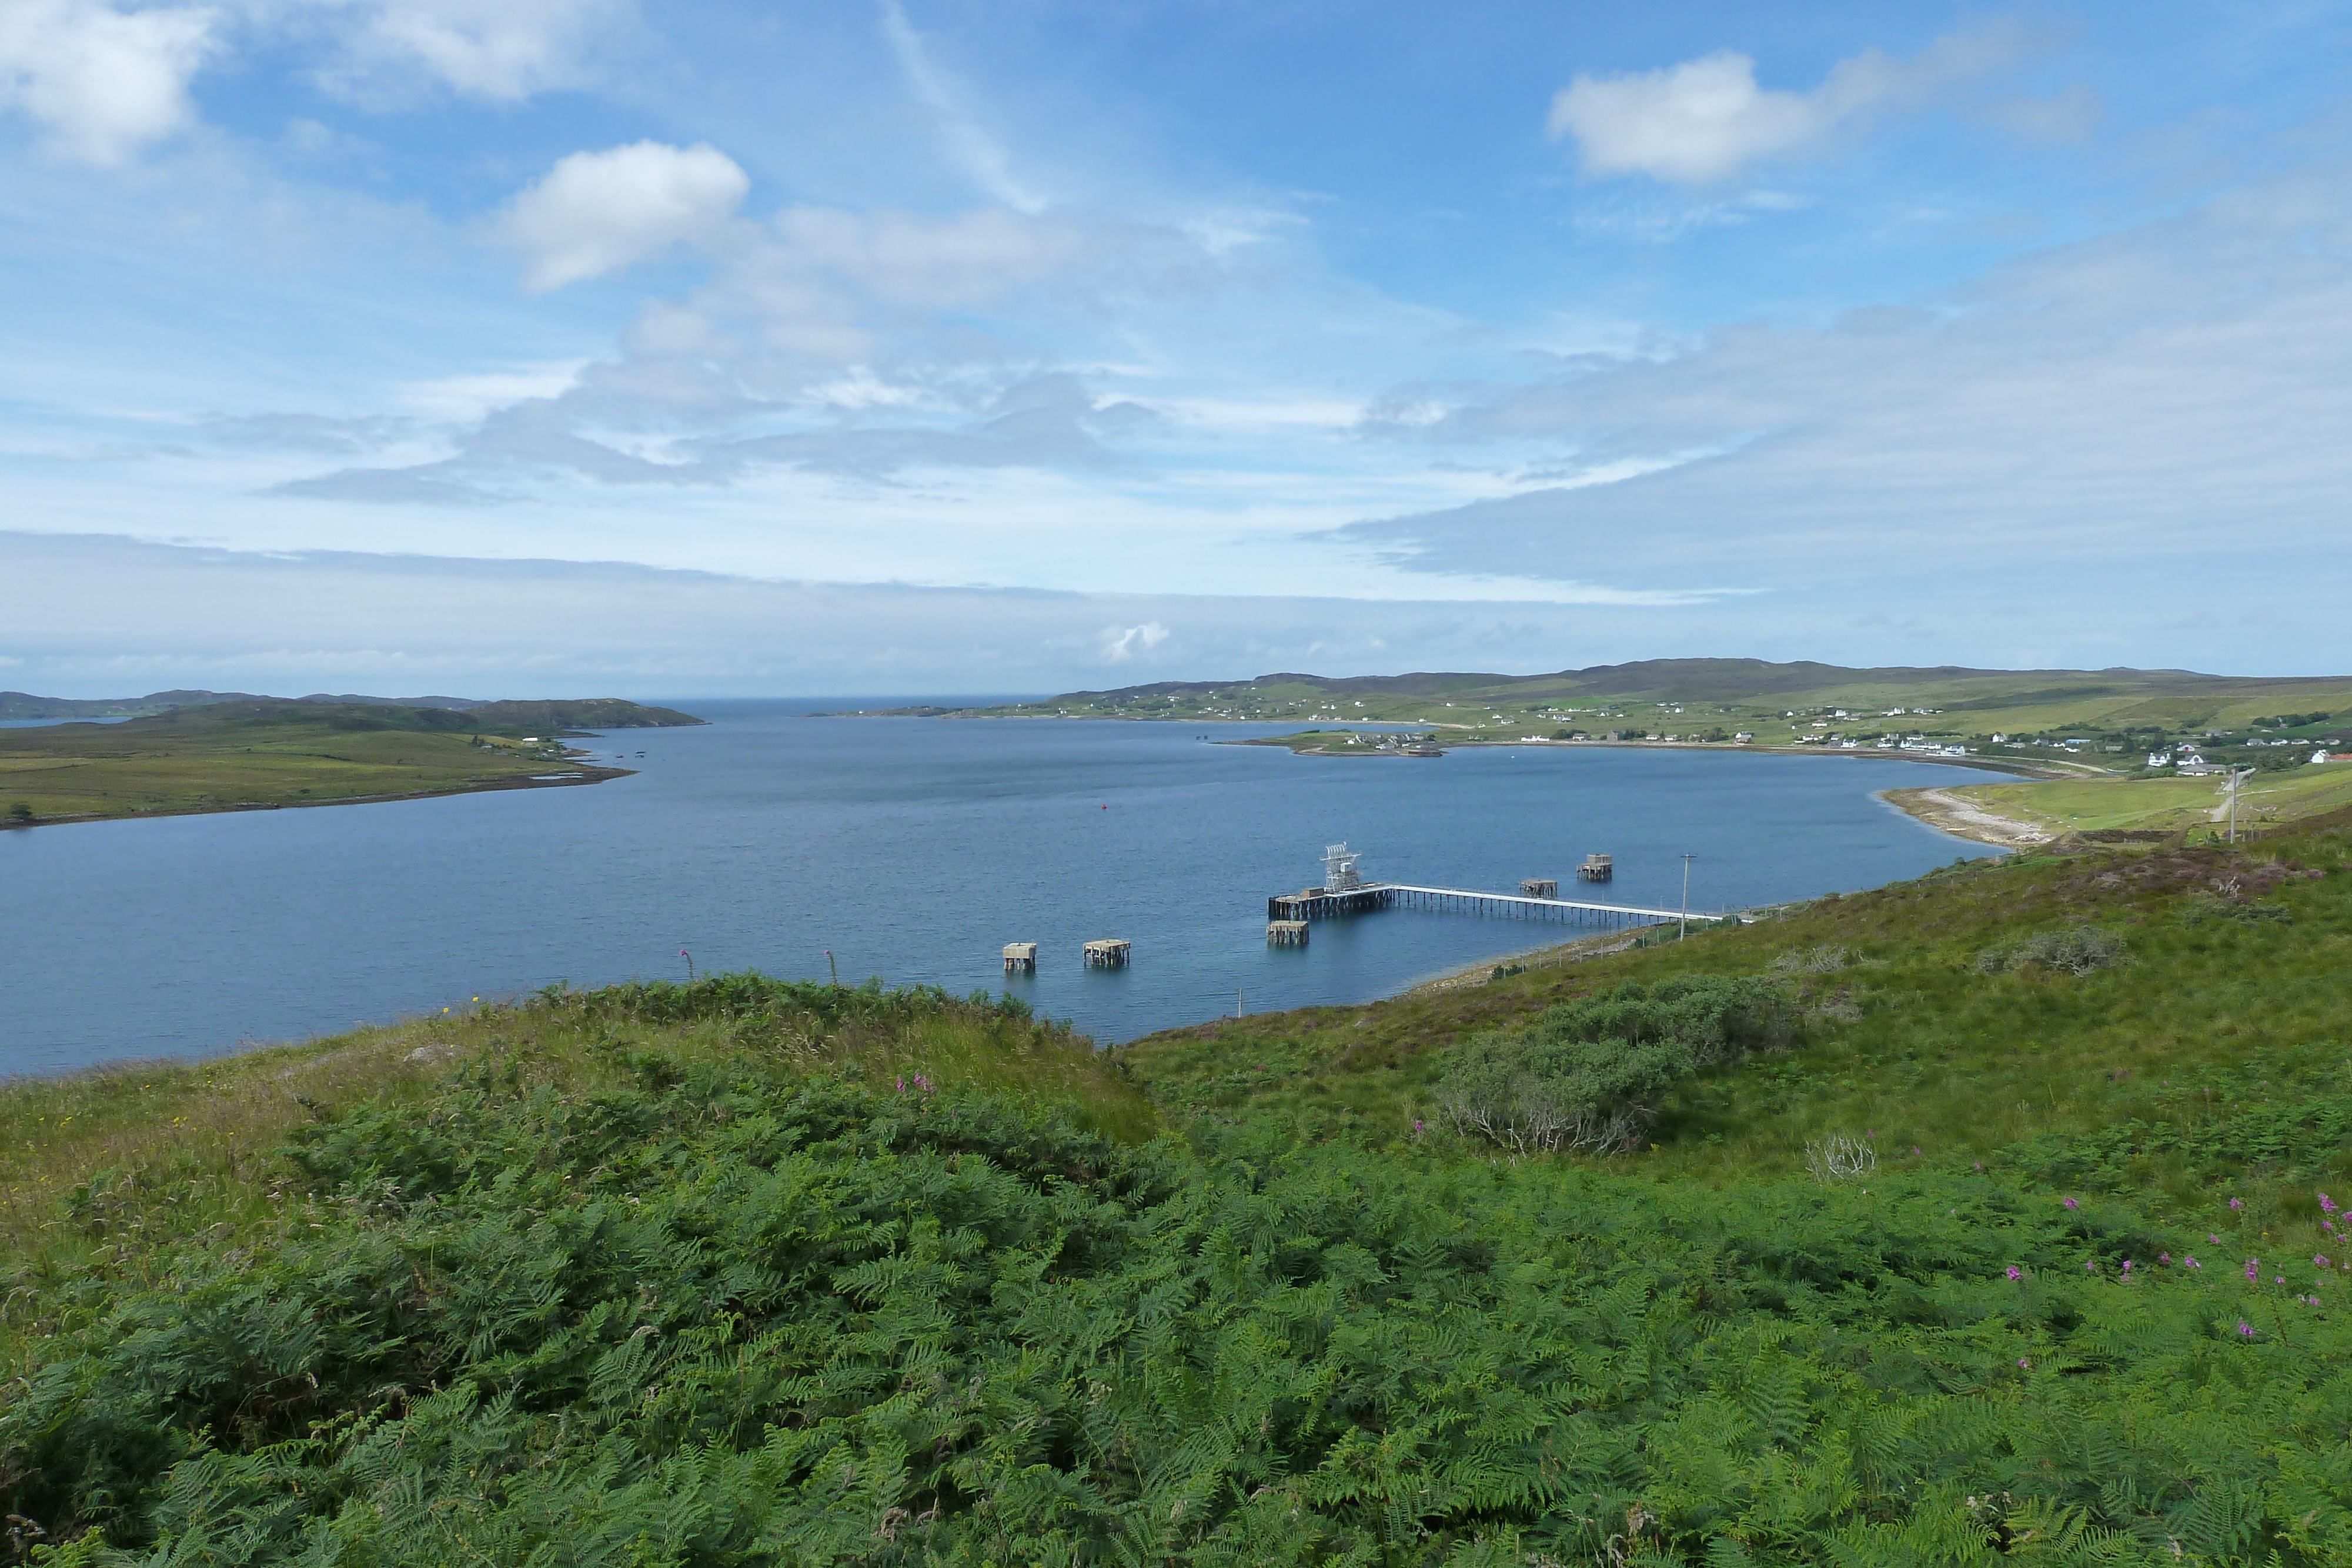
[{"left": 0, "top": 700, "right": 1996, "bottom": 1075}]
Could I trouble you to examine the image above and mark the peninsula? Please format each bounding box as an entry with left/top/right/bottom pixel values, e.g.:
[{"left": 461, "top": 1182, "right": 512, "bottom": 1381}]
[{"left": 0, "top": 696, "right": 701, "bottom": 828}]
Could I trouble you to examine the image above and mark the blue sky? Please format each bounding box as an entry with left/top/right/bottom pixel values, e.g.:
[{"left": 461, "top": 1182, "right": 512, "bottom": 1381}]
[{"left": 5, "top": 0, "right": 2351, "bottom": 695}]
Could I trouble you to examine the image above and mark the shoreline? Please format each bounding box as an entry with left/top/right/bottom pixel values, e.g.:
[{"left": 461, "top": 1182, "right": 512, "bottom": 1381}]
[
  {"left": 1222, "top": 728, "right": 2084, "bottom": 780},
  {"left": 1878, "top": 784, "right": 2056, "bottom": 848}
]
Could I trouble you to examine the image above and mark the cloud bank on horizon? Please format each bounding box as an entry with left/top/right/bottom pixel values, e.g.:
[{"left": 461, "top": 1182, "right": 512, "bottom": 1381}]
[{"left": 1, "top": 0, "right": 2347, "bottom": 694}]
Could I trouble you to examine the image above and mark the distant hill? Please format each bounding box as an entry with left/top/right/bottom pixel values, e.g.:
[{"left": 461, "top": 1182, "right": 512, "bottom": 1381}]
[
  {"left": 1036, "top": 658, "right": 2275, "bottom": 707},
  {"left": 956, "top": 658, "right": 2352, "bottom": 748},
  {"left": 0, "top": 691, "right": 701, "bottom": 727}
]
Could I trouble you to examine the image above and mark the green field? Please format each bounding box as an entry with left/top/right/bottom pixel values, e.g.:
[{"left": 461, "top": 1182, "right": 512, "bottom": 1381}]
[
  {"left": 12, "top": 817, "right": 2352, "bottom": 1560},
  {"left": 0, "top": 697, "right": 698, "bottom": 827},
  {"left": 1926, "top": 764, "right": 2352, "bottom": 841}
]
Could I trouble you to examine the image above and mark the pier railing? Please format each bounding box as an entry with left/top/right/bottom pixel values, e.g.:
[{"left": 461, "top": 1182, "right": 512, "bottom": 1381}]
[{"left": 1267, "top": 882, "right": 1689, "bottom": 927}]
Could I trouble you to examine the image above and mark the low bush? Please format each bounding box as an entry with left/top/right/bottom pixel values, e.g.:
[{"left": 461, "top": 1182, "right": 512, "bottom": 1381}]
[
  {"left": 1975, "top": 925, "right": 2127, "bottom": 976},
  {"left": 1436, "top": 976, "right": 1795, "bottom": 1154}
]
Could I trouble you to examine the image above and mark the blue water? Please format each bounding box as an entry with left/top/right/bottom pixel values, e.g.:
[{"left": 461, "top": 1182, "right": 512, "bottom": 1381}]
[{"left": 0, "top": 703, "right": 1997, "bottom": 1074}]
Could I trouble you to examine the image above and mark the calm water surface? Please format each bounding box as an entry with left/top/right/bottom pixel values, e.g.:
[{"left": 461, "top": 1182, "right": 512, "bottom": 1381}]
[{"left": 1, "top": 703, "right": 1994, "bottom": 1073}]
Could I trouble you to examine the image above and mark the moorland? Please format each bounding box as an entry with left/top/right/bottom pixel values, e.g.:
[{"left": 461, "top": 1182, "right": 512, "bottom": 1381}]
[
  {"left": 0, "top": 697, "right": 700, "bottom": 828},
  {"left": 8, "top": 810, "right": 2352, "bottom": 1562}
]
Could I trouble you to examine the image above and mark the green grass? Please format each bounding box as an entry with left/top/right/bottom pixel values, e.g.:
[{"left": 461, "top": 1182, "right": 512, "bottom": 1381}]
[
  {"left": 0, "top": 699, "right": 694, "bottom": 825},
  {"left": 1119, "top": 823, "right": 2352, "bottom": 1208},
  {"left": 1937, "top": 764, "right": 2352, "bottom": 838}
]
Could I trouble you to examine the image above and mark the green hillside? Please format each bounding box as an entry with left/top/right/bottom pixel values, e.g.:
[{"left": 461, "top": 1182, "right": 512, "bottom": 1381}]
[
  {"left": 10, "top": 820, "right": 2352, "bottom": 1562},
  {"left": 0, "top": 698, "right": 699, "bottom": 828},
  {"left": 934, "top": 657, "right": 2352, "bottom": 766}
]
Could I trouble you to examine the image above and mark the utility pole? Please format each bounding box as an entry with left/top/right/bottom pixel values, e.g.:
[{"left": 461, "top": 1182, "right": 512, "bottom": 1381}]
[
  {"left": 1679, "top": 853, "right": 1695, "bottom": 940},
  {"left": 825, "top": 948, "right": 838, "bottom": 986},
  {"left": 1237, "top": 986, "right": 1245, "bottom": 1017}
]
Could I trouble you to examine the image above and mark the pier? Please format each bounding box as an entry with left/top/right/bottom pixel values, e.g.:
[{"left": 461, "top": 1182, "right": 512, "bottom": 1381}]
[
  {"left": 1269, "top": 882, "right": 1686, "bottom": 927},
  {"left": 1083, "top": 939, "right": 1131, "bottom": 967},
  {"left": 1265, "top": 841, "right": 1688, "bottom": 929},
  {"left": 1002, "top": 942, "right": 1037, "bottom": 972}
]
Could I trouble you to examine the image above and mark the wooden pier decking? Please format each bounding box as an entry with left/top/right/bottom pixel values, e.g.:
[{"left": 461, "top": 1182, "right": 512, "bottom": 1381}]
[{"left": 1267, "top": 882, "right": 1686, "bottom": 927}]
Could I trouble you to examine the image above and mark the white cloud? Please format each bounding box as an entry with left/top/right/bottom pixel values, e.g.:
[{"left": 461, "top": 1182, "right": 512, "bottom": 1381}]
[
  {"left": 495, "top": 141, "right": 749, "bottom": 291},
  {"left": 1100, "top": 621, "right": 1170, "bottom": 661},
  {"left": 317, "top": 0, "right": 630, "bottom": 102},
  {"left": 0, "top": 0, "right": 220, "bottom": 166},
  {"left": 1548, "top": 28, "right": 2021, "bottom": 185}
]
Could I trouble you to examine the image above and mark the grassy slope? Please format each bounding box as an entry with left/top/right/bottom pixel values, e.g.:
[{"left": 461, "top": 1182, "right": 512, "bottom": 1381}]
[
  {"left": 1120, "top": 820, "right": 2352, "bottom": 1201},
  {"left": 0, "top": 699, "right": 692, "bottom": 825},
  {"left": 1931, "top": 763, "right": 2352, "bottom": 839},
  {"left": 0, "top": 978, "right": 1151, "bottom": 1281},
  {"left": 15, "top": 830, "right": 2352, "bottom": 1559}
]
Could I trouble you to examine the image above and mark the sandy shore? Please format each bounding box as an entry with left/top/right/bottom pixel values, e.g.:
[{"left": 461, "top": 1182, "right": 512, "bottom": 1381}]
[{"left": 1881, "top": 785, "right": 2054, "bottom": 848}]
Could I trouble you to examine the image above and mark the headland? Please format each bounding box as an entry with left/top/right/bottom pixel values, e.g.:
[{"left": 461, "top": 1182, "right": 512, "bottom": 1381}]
[{"left": 0, "top": 695, "right": 702, "bottom": 828}]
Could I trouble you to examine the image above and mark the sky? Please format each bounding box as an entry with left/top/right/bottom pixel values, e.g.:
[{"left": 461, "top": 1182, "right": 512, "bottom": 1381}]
[{"left": 4, "top": 0, "right": 2351, "bottom": 697}]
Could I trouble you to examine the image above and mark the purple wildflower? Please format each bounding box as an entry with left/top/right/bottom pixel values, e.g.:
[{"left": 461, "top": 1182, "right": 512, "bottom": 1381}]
[
  {"left": 2085, "top": 1261, "right": 2097, "bottom": 1274},
  {"left": 2122, "top": 1260, "right": 2133, "bottom": 1274},
  {"left": 2318, "top": 1255, "right": 2332, "bottom": 1269},
  {"left": 2160, "top": 1253, "right": 2172, "bottom": 1263},
  {"left": 2324, "top": 1192, "right": 2338, "bottom": 1214},
  {"left": 2187, "top": 1256, "right": 2201, "bottom": 1269},
  {"left": 2018, "top": 1357, "right": 2031, "bottom": 1368},
  {"left": 2248, "top": 1258, "right": 2261, "bottom": 1281},
  {"left": 2006, "top": 1266, "right": 2023, "bottom": 1281},
  {"left": 2240, "top": 1321, "right": 2255, "bottom": 1338},
  {"left": 2210, "top": 1234, "right": 2223, "bottom": 1244},
  {"left": 2231, "top": 1197, "right": 2244, "bottom": 1210},
  {"left": 2063, "top": 1196, "right": 2080, "bottom": 1210}
]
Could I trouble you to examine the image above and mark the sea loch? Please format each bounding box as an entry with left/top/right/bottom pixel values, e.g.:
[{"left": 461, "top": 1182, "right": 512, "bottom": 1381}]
[{"left": 0, "top": 702, "right": 1992, "bottom": 1075}]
